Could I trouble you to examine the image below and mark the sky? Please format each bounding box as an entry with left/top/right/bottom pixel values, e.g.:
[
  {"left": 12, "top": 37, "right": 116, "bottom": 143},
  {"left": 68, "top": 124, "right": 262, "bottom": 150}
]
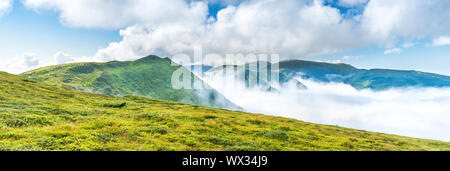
[{"left": 0, "top": 0, "right": 450, "bottom": 75}]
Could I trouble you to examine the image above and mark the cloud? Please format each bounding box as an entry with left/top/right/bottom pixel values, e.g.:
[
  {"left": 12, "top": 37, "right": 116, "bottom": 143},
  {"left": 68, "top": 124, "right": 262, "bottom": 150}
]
[
  {"left": 93, "top": 0, "right": 450, "bottom": 63},
  {"left": 0, "top": 51, "right": 95, "bottom": 74},
  {"left": 0, "top": 0, "right": 12, "bottom": 18},
  {"left": 384, "top": 48, "right": 402, "bottom": 55},
  {"left": 361, "top": 0, "right": 450, "bottom": 46},
  {"left": 0, "top": 53, "right": 41, "bottom": 74},
  {"left": 316, "top": 59, "right": 342, "bottom": 64},
  {"left": 22, "top": 53, "right": 40, "bottom": 67},
  {"left": 54, "top": 51, "right": 75, "bottom": 64},
  {"left": 342, "top": 55, "right": 360, "bottom": 60},
  {"left": 92, "top": 0, "right": 366, "bottom": 62},
  {"left": 23, "top": 0, "right": 450, "bottom": 63},
  {"left": 432, "top": 36, "right": 450, "bottom": 46},
  {"left": 201, "top": 72, "right": 450, "bottom": 141},
  {"left": 23, "top": 0, "right": 208, "bottom": 29},
  {"left": 401, "top": 42, "right": 414, "bottom": 48}
]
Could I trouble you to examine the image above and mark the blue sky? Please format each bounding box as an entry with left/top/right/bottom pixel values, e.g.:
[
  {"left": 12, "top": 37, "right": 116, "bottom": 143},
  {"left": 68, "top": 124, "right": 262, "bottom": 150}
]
[
  {"left": 0, "top": 2, "right": 121, "bottom": 65},
  {"left": 0, "top": 0, "right": 450, "bottom": 75}
]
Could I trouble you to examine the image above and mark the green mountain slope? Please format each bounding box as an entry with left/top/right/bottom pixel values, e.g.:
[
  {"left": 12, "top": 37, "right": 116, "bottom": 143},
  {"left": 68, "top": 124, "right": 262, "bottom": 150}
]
[
  {"left": 1, "top": 71, "right": 449, "bottom": 151},
  {"left": 20, "top": 55, "right": 239, "bottom": 110}
]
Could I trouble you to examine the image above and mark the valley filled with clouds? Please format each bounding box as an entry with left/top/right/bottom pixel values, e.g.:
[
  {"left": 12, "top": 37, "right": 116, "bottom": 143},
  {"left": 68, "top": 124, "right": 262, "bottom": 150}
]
[{"left": 202, "top": 72, "right": 450, "bottom": 141}]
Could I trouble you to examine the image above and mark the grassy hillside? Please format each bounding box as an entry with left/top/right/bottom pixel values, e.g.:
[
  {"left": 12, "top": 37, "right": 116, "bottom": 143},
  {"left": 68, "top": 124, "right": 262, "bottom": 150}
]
[
  {"left": 20, "top": 55, "right": 239, "bottom": 110},
  {"left": 1, "top": 71, "right": 449, "bottom": 151}
]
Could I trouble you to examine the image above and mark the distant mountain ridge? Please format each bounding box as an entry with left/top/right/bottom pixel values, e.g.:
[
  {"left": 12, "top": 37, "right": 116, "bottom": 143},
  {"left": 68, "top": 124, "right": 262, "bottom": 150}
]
[
  {"left": 279, "top": 60, "right": 450, "bottom": 90},
  {"left": 20, "top": 55, "right": 240, "bottom": 110},
  {"left": 205, "top": 60, "right": 450, "bottom": 91}
]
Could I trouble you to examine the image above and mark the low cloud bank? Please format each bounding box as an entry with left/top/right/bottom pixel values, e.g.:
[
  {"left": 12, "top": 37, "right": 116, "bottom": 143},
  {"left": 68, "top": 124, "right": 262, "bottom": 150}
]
[
  {"left": 0, "top": 0, "right": 12, "bottom": 18},
  {"left": 202, "top": 73, "right": 450, "bottom": 141},
  {"left": 0, "top": 53, "right": 41, "bottom": 74}
]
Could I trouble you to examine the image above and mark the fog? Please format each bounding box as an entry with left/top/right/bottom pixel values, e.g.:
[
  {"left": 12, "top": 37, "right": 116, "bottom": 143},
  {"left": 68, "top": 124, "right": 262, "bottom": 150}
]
[{"left": 201, "top": 72, "right": 450, "bottom": 142}]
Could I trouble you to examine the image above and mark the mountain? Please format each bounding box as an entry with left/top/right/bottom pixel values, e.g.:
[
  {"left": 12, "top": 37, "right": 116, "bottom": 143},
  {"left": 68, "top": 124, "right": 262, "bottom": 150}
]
[
  {"left": 206, "top": 60, "right": 450, "bottom": 91},
  {"left": 279, "top": 60, "right": 450, "bottom": 90},
  {"left": 1, "top": 71, "right": 449, "bottom": 151},
  {"left": 20, "top": 55, "right": 239, "bottom": 110}
]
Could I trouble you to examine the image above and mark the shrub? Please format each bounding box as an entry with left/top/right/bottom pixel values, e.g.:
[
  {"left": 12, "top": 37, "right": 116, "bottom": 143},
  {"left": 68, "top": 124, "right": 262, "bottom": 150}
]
[
  {"left": 22, "top": 79, "right": 37, "bottom": 83},
  {"left": 0, "top": 132, "right": 25, "bottom": 140},
  {"left": 3, "top": 115, "right": 54, "bottom": 127},
  {"left": 247, "top": 119, "right": 265, "bottom": 125},
  {"left": 103, "top": 102, "right": 126, "bottom": 108},
  {"left": 136, "top": 113, "right": 168, "bottom": 122},
  {"left": 69, "top": 65, "right": 95, "bottom": 74},
  {"left": 90, "top": 132, "right": 115, "bottom": 143},
  {"left": 139, "top": 126, "right": 168, "bottom": 135},
  {"left": 203, "top": 115, "right": 218, "bottom": 120},
  {"left": 341, "top": 142, "right": 354, "bottom": 149},
  {"left": 279, "top": 126, "right": 293, "bottom": 132},
  {"left": 263, "top": 131, "right": 289, "bottom": 141},
  {"left": 37, "top": 137, "right": 58, "bottom": 149},
  {"left": 205, "top": 137, "right": 233, "bottom": 146}
]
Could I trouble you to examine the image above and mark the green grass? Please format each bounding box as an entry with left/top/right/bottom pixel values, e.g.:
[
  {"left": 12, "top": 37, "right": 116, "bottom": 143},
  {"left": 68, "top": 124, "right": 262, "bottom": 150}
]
[{"left": 1, "top": 71, "right": 450, "bottom": 151}]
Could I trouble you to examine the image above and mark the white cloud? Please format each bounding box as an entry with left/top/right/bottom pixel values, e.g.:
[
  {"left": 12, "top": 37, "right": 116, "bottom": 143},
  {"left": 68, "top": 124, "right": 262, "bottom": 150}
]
[
  {"left": 432, "top": 36, "right": 450, "bottom": 46},
  {"left": 325, "top": 59, "right": 342, "bottom": 64},
  {"left": 54, "top": 51, "right": 75, "bottom": 64},
  {"left": 384, "top": 48, "right": 401, "bottom": 55},
  {"left": 22, "top": 0, "right": 450, "bottom": 64},
  {"left": 342, "top": 55, "right": 360, "bottom": 60},
  {"left": 0, "top": 53, "right": 41, "bottom": 74},
  {"left": 92, "top": 0, "right": 366, "bottom": 62},
  {"left": 401, "top": 42, "right": 414, "bottom": 48},
  {"left": 361, "top": 0, "right": 450, "bottom": 46},
  {"left": 0, "top": 0, "right": 12, "bottom": 18},
  {"left": 0, "top": 51, "right": 94, "bottom": 74},
  {"left": 23, "top": 0, "right": 208, "bottom": 29},
  {"left": 22, "top": 53, "right": 40, "bottom": 67},
  {"left": 92, "top": 0, "right": 450, "bottom": 63},
  {"left": 202, "top": 72, "right": 450, "bottom": 141}
]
